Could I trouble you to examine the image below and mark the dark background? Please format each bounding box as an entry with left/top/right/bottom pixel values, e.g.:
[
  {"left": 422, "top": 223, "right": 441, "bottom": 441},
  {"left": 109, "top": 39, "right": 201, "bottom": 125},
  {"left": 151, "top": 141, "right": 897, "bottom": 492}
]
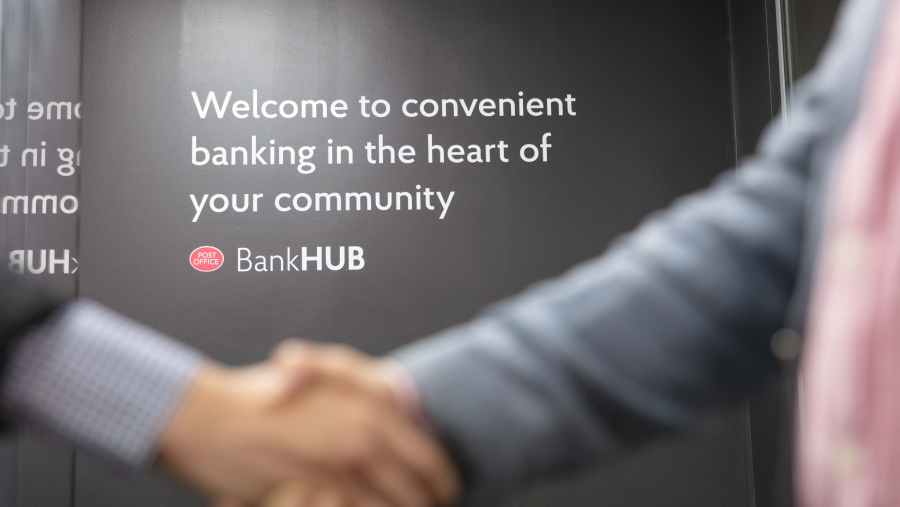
[
  {"left": 1, "top": 0, "right": 846, "bottom": 506},
  {"left": 0, "top": 1, "right": 81, "bottom": 506}
]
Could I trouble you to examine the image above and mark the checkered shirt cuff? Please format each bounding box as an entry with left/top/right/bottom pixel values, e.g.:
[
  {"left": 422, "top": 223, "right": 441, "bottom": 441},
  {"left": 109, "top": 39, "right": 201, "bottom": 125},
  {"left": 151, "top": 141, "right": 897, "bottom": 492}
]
[{"left": 0, "top": 300, "right": 203, "bottom": 471}]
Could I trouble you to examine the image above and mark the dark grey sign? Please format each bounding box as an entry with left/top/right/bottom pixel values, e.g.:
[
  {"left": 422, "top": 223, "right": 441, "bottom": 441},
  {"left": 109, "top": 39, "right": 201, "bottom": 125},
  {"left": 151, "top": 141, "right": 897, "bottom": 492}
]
[{"left": 75, "top": 0, "right": 783, "bottom": 506}]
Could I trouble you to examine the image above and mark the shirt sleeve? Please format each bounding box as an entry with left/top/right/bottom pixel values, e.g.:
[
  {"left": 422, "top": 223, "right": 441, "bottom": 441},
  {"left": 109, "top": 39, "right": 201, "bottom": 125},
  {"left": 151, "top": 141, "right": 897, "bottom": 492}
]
[{"left": 0, "top": 299, "right": 203, "bottom": 472}]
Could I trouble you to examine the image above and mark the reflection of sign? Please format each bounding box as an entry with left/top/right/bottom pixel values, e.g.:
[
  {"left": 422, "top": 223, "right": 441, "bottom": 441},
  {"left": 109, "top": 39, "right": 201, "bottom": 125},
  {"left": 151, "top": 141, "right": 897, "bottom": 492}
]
[
  {"left": 190, "top": 246, "right": 224, "bottom": 272},
  {"left": 7, "top": 250, "right": 78, "bottom": 274}
]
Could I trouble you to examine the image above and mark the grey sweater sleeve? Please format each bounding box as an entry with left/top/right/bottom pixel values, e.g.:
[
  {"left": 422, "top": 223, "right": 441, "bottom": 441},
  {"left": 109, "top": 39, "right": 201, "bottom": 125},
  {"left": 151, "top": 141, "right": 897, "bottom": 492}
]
[{"left": 393, "top": 0, "right": 884, "bottom": 503}]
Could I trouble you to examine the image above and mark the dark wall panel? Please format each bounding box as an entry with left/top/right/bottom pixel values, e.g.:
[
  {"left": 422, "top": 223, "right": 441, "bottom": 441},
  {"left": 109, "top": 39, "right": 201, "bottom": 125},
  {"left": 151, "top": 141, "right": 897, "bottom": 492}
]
[{"left": 1, "top": 0, "right": 82, "bottom": 506}]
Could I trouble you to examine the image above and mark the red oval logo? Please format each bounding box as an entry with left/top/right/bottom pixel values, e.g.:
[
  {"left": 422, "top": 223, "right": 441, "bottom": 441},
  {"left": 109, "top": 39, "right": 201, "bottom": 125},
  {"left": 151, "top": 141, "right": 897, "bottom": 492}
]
[{"left": 190, "top": 246, "right": 224, "bottom": 272}]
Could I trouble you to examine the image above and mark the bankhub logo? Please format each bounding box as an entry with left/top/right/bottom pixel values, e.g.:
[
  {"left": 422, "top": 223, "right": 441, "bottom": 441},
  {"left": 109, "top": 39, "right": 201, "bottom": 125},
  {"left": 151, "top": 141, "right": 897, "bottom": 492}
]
[{"left": 190, "top": 246, "right": 224, "bottom": 272}]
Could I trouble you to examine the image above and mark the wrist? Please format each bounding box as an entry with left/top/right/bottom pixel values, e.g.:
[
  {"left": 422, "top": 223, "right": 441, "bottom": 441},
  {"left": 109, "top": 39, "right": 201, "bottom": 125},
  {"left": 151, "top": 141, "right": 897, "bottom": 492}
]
[
  {"left": 153, "top": 360, "right": 308, "bottom": 501},
  {"left": 156, "top": 361, "right": 232, "bottom": 469},
  {"left": 378, "top": 359, "right": 432, "bottom": 432}
]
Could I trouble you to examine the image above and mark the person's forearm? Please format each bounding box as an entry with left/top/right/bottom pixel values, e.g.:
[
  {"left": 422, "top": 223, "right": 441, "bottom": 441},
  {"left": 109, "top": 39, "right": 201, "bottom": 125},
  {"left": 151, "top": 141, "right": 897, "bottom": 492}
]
[
  {"left": 0, "top": 300, "right": 202, "bottom": 470},
  {"left": 392, "top": 82, "right": 825, "bottom": 504},
  {"left": 0, "top": 275, "right": 65, "bottom": 404}
]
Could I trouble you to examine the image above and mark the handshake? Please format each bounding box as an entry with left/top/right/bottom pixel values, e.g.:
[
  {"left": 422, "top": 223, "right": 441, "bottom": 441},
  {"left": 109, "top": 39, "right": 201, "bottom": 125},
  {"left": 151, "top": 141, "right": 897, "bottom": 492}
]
[{"left": 156, "top": 340, "right": 461, "bottom": 507}]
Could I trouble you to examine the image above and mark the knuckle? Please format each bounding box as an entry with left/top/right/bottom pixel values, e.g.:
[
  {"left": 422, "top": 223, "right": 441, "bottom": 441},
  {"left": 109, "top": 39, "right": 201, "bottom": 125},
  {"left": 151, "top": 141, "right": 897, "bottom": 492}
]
[
  {"left": 329, "top": 347, "right": 360, "bottom": 367},
  {"left": 274, "top": 338, "right": 308, "bottom": 357},
  {"left": 420, "top": 458, "right": 448, "bottom": 486},
  {"left": 419, "top": 454, "right": 443, "bottom": 477},
  {"left": 337, "top": 436, "right": 377, "bottom": 469},
  {"left": 322, "top": 344, "right": 365, "bottom": 364},
  {"left": 349, "top": 399, "right": 382, "bottom": 428}
]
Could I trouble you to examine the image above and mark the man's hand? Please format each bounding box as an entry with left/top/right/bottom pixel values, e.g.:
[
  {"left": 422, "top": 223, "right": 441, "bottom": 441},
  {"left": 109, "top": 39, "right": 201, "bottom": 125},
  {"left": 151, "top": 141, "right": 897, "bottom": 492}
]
[
  {"left": 269, "top": 340, "right": 407, "bottom": 409},
  {"left": 251, "top": 340, "right": 461, "bottom": 507},
  {"left": 156, "top": 358, "right": 460, "bottom": 507}
]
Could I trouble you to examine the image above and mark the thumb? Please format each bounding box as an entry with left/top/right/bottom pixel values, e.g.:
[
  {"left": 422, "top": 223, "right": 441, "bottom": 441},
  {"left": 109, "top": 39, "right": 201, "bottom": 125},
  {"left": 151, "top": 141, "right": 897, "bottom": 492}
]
[
  {"left": 273, "top": 339, "right": 395, "bottom": 404},
  {"left": 271, "top": 338, "right": 316, "bottom": 367},
  {"left": 230, "top": 362, "right": 317, "bottom": 408},
  {"left": 269, "top": 354, "right": 320, "bottom": 403}
]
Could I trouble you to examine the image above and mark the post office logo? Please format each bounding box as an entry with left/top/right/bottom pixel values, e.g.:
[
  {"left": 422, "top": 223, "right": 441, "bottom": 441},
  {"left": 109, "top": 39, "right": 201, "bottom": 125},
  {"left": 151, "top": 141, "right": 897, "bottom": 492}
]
[{"left": 190, "top": 246, "right": 224, "bottom": 272}]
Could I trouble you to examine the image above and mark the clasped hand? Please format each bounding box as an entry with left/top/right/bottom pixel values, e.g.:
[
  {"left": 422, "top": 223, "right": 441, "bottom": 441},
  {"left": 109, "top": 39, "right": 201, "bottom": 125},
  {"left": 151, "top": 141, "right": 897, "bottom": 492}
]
[{"left": 156, "top": 340, "right": 460, "bottom": 507}]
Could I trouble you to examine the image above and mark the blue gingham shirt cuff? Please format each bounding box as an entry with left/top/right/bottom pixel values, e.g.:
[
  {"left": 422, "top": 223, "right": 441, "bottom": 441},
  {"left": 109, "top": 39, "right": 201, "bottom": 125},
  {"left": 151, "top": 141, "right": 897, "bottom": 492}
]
[{"left": 0, "top": 299, "right": 203, "bottom": 471}]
